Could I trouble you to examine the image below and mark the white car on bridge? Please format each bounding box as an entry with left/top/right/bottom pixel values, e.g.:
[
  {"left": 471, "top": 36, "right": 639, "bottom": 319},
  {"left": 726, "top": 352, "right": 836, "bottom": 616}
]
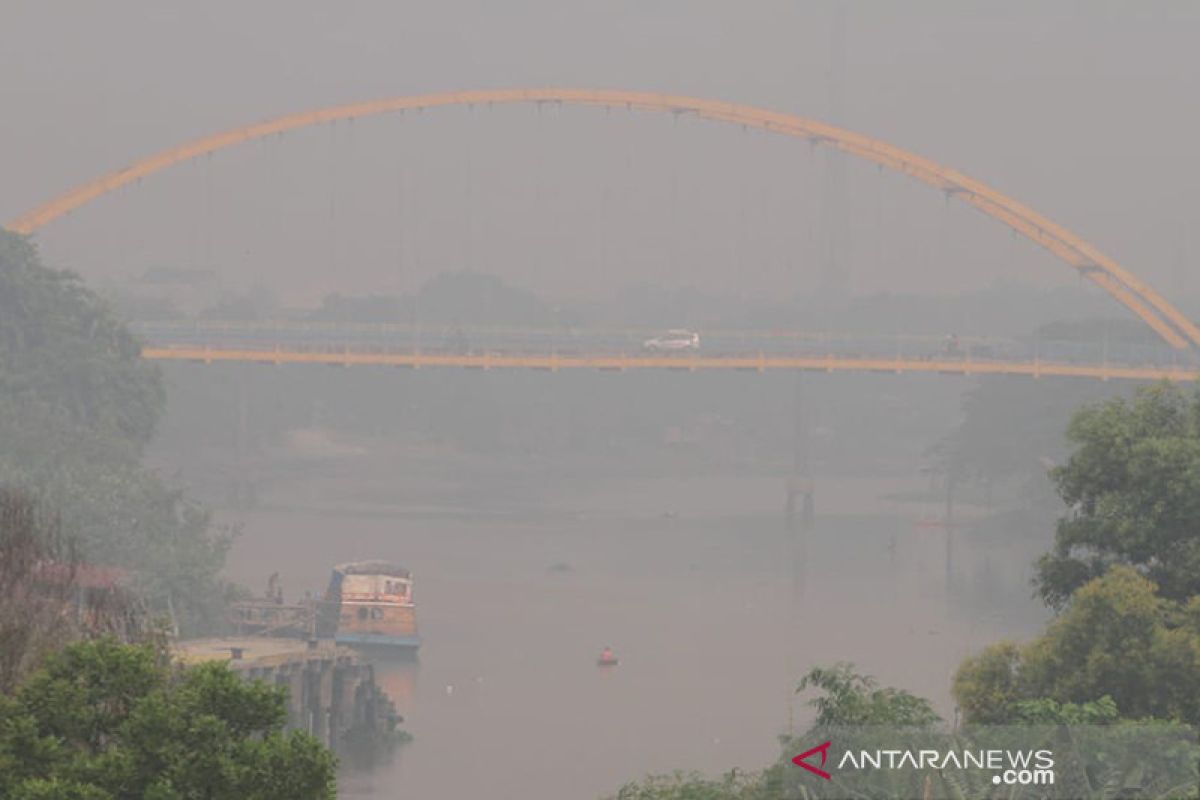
[{"left": 642, "top": 329, "right": 700, "bottom": 351}]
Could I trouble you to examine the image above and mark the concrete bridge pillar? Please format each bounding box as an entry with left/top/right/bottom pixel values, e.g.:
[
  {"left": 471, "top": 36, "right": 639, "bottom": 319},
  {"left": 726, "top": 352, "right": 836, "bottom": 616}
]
[
  {"left": 281, "top": 664, "right": 306, "bottom": 731},
  {"left": 312, "top": 658, "right": 335, "bottom": 747}
]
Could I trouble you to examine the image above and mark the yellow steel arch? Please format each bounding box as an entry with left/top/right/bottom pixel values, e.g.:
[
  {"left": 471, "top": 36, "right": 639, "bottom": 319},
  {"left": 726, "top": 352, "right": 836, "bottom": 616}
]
[{"left": 7, "top": 88, "right": 1199, "bottom": 351}]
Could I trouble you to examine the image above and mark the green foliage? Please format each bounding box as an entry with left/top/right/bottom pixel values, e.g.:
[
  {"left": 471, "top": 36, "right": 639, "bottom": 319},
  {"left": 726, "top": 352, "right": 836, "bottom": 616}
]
[
  {"left": 0, "top": 233, "right": 162, "bottom": 447},
  {"left": 607, "top": 769, "right": 780, "bottom": 800},
  {"left": 0, "top": 639, "right": 336, "bottom": 800},
  {"left": 954, "top": 567, "right": 1200, "bottom": 724},
  {"left": 607, "top": 666, "right": 939, "bottom": 800},
  {"left": 796, "top": 663, "right": 941, "bottom": 727},
  {"left": 1036, "top": 383, "right": 1200, "bottom": 607},
  {"left": 17, "top": 638, "right": 165, "bottom": 754},
  {"left": 938, "top": 724, "right": 1198, "bottom": 800},
  {"left": 8, "top": 778, "right": 114, "bottom": 800},
  {"left": 1008, "top": 696, "right": 1121, "bottom": 724},
  {"left": 949, "top": 641, "right": 1024, "bottom": 724},
  {"left": 0, "top": 230, "right": 228, "bottom": 633}
]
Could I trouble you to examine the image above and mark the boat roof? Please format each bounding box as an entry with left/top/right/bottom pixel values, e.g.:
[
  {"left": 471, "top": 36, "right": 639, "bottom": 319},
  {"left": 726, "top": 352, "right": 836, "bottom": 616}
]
[{"left": 334, "top": 560, "right": 411, "bottom": 578}]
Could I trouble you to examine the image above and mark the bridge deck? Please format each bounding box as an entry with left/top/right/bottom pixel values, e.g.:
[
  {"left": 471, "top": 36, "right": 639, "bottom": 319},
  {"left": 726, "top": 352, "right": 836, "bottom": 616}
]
[{"left": 141, "top": 346, "right": 1198, "bottom": 383}]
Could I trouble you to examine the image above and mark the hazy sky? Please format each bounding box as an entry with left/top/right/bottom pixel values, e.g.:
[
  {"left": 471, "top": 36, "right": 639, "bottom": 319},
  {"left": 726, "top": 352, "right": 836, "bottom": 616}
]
[{"left": 2, "top": 1, "right": 1198, "bottom": 306}]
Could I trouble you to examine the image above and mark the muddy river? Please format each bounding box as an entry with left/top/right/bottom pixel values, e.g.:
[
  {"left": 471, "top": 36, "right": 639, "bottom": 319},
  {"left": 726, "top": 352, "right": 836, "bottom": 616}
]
[{"left": 216, "top": 468, "right": 1044, "bottom": 800}]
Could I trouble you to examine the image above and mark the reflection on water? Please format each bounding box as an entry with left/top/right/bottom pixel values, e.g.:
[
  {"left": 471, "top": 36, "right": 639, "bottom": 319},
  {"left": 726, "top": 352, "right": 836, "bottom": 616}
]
[
  {"left": 224, "top": 491, "right": 1047, "bottom": 800},
  {"left": 337, "top": 657, "right": 419, "bottom": 789},
  {"left": 372, "top": 657, "right": 419, "bottom": 718}
]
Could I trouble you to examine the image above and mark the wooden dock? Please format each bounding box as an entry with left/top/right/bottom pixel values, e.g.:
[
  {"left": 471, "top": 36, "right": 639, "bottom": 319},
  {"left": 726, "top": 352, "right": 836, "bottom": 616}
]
[{"left": 176, "top": 637, "right": 399, "bottom": 750}]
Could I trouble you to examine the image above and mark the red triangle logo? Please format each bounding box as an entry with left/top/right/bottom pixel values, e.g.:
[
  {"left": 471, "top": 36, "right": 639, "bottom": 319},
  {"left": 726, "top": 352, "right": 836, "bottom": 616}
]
[{"left": 792, "top": 740, "right": 832, "bottom": 780}]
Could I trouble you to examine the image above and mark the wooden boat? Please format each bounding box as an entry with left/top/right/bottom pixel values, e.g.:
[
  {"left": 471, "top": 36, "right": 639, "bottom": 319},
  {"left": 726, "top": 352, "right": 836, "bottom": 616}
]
[{"left": 318, "top": 561, "right": 421, "bottom": 652}]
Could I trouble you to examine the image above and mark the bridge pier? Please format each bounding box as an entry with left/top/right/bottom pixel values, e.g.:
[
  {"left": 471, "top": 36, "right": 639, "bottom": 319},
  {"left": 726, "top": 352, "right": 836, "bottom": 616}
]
[
  {"left": 782, "top": 371, "right": 814, "bottom": 737},
  {"left": 785, "top": 372, "right": 815, "bottom": 528},
  {"left": 230, "top": 370, "right": 258, "bottom": 509},
  {"left": 284, "top": 662, "right": 307, "bottom": 731},
  {"left": 944, "top": 471, "right": 957, "bottom": 596}
]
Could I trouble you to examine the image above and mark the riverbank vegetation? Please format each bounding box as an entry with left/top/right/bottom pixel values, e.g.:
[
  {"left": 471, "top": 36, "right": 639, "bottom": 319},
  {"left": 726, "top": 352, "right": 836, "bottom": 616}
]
[
  {"left": 0, "top": 230, "right": 230, "bottom": 643},
  {"left": 0, "top": 638, "right": 336, "bottom": 799},
  {"left": 955, "top": 383, "right": 1200, "bottom": 725},
  {"left": 610, "top": 383, "right": 1200, "bottom": 798}
]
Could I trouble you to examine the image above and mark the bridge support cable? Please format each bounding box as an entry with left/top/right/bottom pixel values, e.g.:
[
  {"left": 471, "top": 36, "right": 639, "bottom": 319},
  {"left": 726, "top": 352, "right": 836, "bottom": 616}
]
[
  {"left": 463, "top": 104, "right": 475, "bottom": 272},
  {"left": 327, "top": 121, "right": 339, "bottom": 277},
  {"left": 394, "top": 110, "right": 407, "bottom": 293},
  {"left": 203, "top": 152, "right": 213, "bottom": 270},
  {"left": 8, "top": 88, "right": 1198, "bottom": 351},
  {"left": 668, "top": 111, "right": 682, "bottom": 286},
  {"left": 185, "top": 157, "right": 200, "bottom": 272}
]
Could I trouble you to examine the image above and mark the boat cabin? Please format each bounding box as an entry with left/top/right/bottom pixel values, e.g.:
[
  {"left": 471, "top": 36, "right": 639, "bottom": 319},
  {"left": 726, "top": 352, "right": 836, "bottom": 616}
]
[{"left": 322, "top": 560, "right": 421, "bottom": 651}]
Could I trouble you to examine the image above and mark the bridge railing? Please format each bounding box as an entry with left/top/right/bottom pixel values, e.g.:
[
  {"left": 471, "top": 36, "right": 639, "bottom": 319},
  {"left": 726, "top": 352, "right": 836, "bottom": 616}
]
[{"left": 128, "top": 321, "right": 1195, "bottom": 371}]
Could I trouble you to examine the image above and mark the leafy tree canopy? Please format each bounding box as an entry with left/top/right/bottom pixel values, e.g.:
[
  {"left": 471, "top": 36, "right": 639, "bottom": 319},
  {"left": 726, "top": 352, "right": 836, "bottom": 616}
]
[
  {"left": 606, "top": 665, "right": 939, "bottom": 800},
  {"left": 606, "top": 770, "right": 779, "bottom": 800},
  {"left": 0, "top": 639, "right": 336, "bottom": 800},
  {"left": 796, "top": 663, "right": 941, "bottom": 728},
  {"left": 954, "top": 566, "right": 1200, "bottom": 724},
  {"left": 0, "top": 231, "right": 227, "bottom": 633},
  {"left": 1036, "top": 383, "right": 1200, "bottom": 607},
  {"left": 0, "top": 233, "right": 162, "bottom": 447}
]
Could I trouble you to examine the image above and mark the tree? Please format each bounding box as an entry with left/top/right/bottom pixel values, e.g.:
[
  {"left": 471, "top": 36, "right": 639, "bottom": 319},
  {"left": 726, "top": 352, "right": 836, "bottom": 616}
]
[
  {"left": 953, "top": 383, "right": 1200, "bottom": 737},
  {"left": 0, "top": 489, "right": 147, "bottom": 693},
  {"left": 606, "top": 770, "right": 780, "bottom": 800},
  {"left": 603, "top": 666, "right": 939, "bottom": 800},
  {"left": 947, "top": 642, "right": 1025, "bottom": 725},
  {"left": 0, "top": 233, "right": 163, "bottom": 447},
  {"left": 0, "top": 230, "right": 228, "bottom": 633},
  {"left": 796, "top": 663, "right": 940, "bottom": 727},
  {"left": 954, "top": 567, "right": 1200, "bottom": 724},
  {"left": 405, "top": 271, "right": 560, "bottom": 327},
  {"left": 0, "top": 639, "right": 336, "bottom": 799},
  {"left": 1035, "top": 383, "right": 1200, "bottom": 607}
]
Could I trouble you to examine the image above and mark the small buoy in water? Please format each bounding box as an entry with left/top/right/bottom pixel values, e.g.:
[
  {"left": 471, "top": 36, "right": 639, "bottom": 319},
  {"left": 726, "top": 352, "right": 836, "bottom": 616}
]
[{"left": 597, "top": 647, "right": 619, "bottom": 667}]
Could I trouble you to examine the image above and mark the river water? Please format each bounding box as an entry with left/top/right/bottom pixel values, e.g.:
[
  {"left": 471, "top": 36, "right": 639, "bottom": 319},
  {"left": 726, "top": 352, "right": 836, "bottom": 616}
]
[{"left": 217, "top": 469, "right": 1045, "bottom": 800}]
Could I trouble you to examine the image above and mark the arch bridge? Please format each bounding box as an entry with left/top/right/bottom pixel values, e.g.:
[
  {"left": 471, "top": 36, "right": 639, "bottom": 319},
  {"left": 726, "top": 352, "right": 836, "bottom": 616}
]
[{"left": 8, "top": 88, "right": 1199, "bottom": 354}]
